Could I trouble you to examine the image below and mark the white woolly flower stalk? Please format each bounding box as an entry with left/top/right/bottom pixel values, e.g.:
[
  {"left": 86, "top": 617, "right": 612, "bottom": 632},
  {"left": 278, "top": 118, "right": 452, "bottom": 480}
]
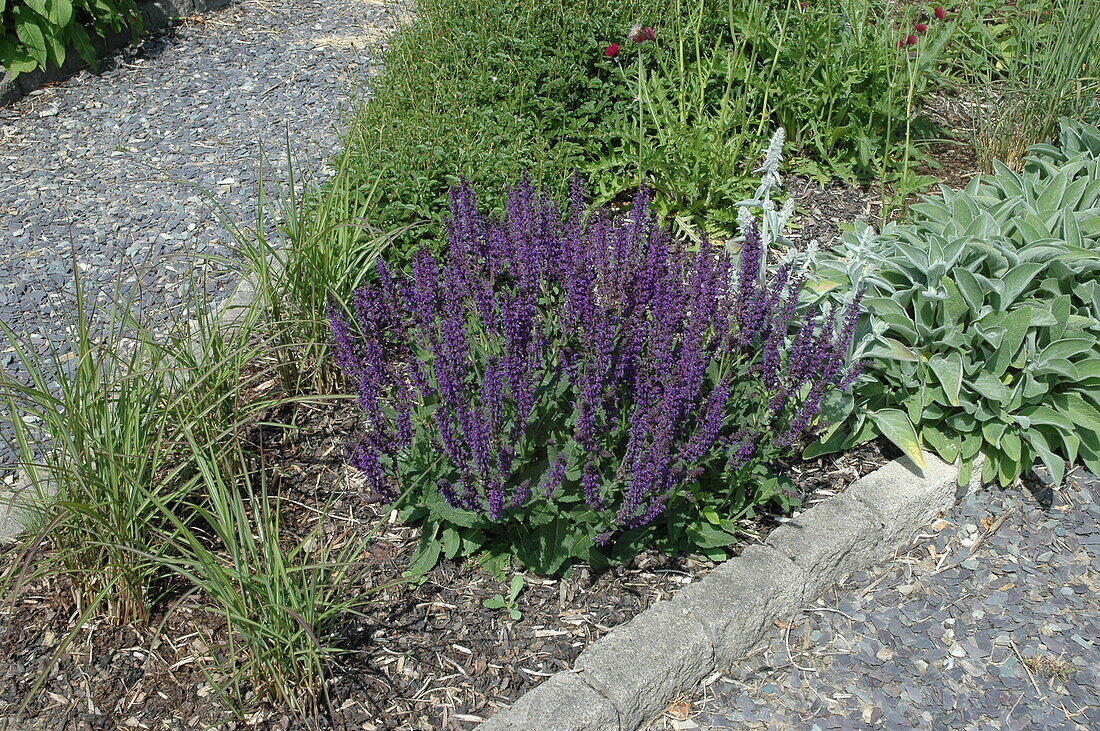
[
  {"left": 841, "top": 222, "right": 882, "bottom": 296},
  {"left": 730, "top": 128, "right": 792, "bottom": 288},
  {"left": 754, "top": 127, "right": 786, "bottom": 201},
  {"left": 835, "top": 222, "right": 887, "bottom": 361}
]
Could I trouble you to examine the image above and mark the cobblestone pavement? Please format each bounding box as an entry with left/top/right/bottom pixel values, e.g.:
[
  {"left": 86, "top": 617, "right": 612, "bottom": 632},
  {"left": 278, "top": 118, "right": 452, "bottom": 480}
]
[
  {"left": 648, "top": 471, "right": 1100, "bottom": 730},
  {"left": 0, "top": 0, "right": 396, "bottom": 470}
]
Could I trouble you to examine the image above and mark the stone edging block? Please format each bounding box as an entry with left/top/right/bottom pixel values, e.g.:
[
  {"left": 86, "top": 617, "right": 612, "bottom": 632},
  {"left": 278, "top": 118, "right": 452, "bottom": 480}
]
[{"left": 479, "top": 450, "right": 972, "bottom": 730}]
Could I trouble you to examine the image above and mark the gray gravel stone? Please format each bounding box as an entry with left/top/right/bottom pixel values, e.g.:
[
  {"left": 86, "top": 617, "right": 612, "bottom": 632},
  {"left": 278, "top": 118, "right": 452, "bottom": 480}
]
[
  {"left": 0, "top": 0, "right": 394, "bottom": 473},
  {"left": 652, "top": 471, "right": 1100, "bottom": 731}
]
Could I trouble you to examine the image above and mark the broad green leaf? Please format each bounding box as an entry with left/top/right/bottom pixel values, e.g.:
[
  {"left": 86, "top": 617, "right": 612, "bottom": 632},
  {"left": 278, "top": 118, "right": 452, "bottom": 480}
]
[
  {"left": 866, "top": 337, "right": 919, "bottom": 362},
  {"left": 1036, "top": 171, "right": 1068, "bottom": 214},
  {"left": 803, "top": 416, "right": 876, "bottom": 458},
  {"left": 47, "top": 0, "right": 73, "bottom": 26},
  {"left": 685, "top": 521, "right": 739, "bottom": 549},
  {"left": 982, "top": 420, "right": 1007, "bottom": 446},
  {"left": 13, "top": 9, "right": 48, "bottom": 68},
  {"left": 1051, "top": 393, "right": 1100, "bottom": 433},
  {"left": 958, "top": 460, "right": 973, "bottom": 486},
  {"left": 989, "top": 306, "right": 1032, "bottom": 376},
  {"left": 960, "top": 432, "right": 983, "bottom": 459},
  {"left": 1019, "top": 404, "right": 1075, "bottom": 433},
  {"left": 941, "top": 276, "right": 969, "bottom": 325},
  {"left": 970, "top": 371, "right": 1007, "bottom": 402},
  {"left": 928, "top": 353, "right": 963, "bottom": 406},
  {"left": 1012, "top": 215, "right": 1052, "bottom": 242},
  {"left": 996, "top": 450, "right": 1022, "bottom": 486},
  {"left": 922, "top": 425, "right": 960, "bottom": 462},
  {"left": 1050, "top": 294, "right": 1071, "bottom": 340},
  {"left": 65, "top": 19, "right": 95, "bottom": 66},
  {"left": 952, "top": 268, "right": 986, "bottom": 315},
  {"left": 1034, "top": 359, "right": 1080, "bottom": 380},
  {"left": 404, "top": 523, "right": 442, "bottom": 581},
  {"left": 869, "top": 409, "right": 925, "bottom": 469},
  {"left": 1038, "top": 338, "right": 1095, "bottom": 363},
  {"left": 442, "top": 527, "right": 461, "bottom": 560},
  {"left": 981, "top": 454, "right": 997, "bottom": 485},
  {"left": 997, "top": 262, "right": 1046, "bottom": 309}
]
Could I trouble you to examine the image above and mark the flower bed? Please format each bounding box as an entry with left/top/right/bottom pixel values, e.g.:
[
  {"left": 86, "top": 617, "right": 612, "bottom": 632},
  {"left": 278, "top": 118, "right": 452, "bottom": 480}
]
[{"left": 1, "top": 0, "right": 1098, "bottom": 727}]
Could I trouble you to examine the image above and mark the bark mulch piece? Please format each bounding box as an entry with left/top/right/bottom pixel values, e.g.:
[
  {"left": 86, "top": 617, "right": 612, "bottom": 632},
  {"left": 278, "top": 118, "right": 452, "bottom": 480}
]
[{"left": 0, "top": 398, "right": 892, "bottom": 730}]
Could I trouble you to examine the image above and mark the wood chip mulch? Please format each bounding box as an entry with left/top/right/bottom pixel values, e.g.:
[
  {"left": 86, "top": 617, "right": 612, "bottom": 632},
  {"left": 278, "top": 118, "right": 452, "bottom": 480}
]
[{"left": 0, "top": 393, "right": 893, "bottom": 730}]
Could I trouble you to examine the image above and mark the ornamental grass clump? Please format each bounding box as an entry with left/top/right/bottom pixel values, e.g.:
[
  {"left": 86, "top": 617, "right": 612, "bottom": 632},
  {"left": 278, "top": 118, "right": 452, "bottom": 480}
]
[{"left": 331, "top": 174, "right": 862, "bottom": 574}]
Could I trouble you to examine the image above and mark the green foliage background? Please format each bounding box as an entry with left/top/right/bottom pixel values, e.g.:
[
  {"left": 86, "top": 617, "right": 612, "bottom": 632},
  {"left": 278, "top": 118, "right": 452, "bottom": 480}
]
[{"left": 1, "top": 0, "right": 140, "bottom": 78}]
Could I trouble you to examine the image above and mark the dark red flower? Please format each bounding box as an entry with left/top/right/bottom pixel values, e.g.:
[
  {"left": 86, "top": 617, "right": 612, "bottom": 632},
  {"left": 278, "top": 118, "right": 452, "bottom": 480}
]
[
  {"left": 897, "top": 38, "right": 907, "bottom": 48},
  {"left": 605, "top": 42, "right": 620, "bottom": 58},
  {"left": 799, "top": 2, "right": 808, "bottom": 9},
  {"left": 934, "top": 5, "right": 946, "bottom": 20},
  {"left": 628, "top": 24, "right": 655, "bottom": 43},
  {"left": 907, "top": 34, "right": 918, "bottom": 46},
  {"left": 915, "top": 22, "right": 928, "bottom": 32}
]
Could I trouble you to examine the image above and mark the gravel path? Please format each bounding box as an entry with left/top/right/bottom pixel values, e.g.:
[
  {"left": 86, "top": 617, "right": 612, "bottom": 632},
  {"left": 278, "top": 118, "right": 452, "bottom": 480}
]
[
  {"left": 649, "top": 471, "right": 1100, "bottom": 730},
  {"left": 0, "top": 0, "right": 394, "bottom": 470}
]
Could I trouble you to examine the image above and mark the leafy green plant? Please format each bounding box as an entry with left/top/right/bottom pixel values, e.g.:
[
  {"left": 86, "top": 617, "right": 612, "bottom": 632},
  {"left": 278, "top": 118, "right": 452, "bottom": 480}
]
[
  {"left": 0, "top": 248, "right": 382, "bottom": 721},
  {"left": 1, "top": 0, "right": 141, "bottom": 77},
  {"left": 328, "top": 0, "right": 962, "bottom": 260},
  {"left": 151, "top": 442, "right": 392, "bottom": 718},
  {"left": 337, "top": 0, "right": 660, "bottom": 257},
  {"left": 812, "top": 118, "right": 1100, "bottom": 486},
  {"left": 588, "top": 2, "right": 765, "bottom": 240},
  {"left": 0, "top": 262, "right": 254, "bottom": 623},
  {"left": 483, "top": 574, "right": 525, "bottom": 621}
]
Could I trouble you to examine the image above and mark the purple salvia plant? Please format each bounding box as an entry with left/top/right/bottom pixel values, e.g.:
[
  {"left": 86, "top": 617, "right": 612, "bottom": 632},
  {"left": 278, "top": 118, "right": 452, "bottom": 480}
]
[{"left": 330, "top": 176, "right": 864, "bottom": 547}]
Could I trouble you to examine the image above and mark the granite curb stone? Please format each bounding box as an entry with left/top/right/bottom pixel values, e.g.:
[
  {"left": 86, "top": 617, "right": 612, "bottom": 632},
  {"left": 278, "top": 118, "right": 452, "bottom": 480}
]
[
  {"left": 669, "top": 544, "right": 807, "bottom": 661},
  {"left": 479, "top": 450, "right": 970, "bottom": 730},
  {"left": 764, "top": 492, "right": 888, "bottom": 597},
  {"left": 845, "top": 453, "right": 964, "bottom": 547},
  {"left": 0, "top": 0, "right": 231, "bottom": 108},
  {"left": 475, "top": 672, "right": 621, "bottom": 731},
  {"left": 572, "top": 601, "right": 715, "bottom": 730}
]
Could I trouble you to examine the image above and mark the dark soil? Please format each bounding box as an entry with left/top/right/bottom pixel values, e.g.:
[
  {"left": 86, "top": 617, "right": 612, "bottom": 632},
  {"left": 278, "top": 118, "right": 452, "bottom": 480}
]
[{"left": 0, "top": 393, "right": 893, "bottom": 730}]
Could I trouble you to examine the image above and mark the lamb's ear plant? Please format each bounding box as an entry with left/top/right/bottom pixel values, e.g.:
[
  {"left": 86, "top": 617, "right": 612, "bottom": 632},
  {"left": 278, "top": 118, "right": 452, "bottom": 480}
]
[{"left": 812, "top": 118, "right": 1100, "bottom": 486}]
